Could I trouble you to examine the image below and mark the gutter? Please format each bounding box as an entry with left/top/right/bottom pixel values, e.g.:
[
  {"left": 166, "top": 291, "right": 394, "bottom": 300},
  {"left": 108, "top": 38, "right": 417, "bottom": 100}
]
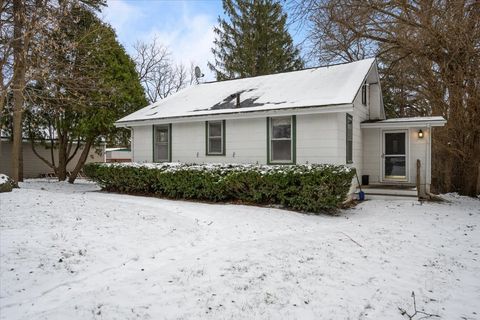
[
  {"left": 360, "top": 119, "right": 447, "bottom": 129},
  {"left": 115, "top": 103, "right": 354, "bottom": 128}
]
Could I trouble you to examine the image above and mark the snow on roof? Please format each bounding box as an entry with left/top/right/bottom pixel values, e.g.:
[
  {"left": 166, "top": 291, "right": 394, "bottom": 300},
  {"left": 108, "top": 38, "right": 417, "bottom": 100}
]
[
  {"left": 378, "top": 116, "right": 446, "bottom": 123},
  {"left": 361, "top": 116, "right": 447, "bottom": 128},
  {"left": 117, "top": 58, "right": 376, "bottom": 124}
]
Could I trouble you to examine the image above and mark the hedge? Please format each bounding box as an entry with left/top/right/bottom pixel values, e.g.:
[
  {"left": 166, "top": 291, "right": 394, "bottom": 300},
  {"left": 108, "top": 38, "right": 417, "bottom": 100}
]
[{"left": 83, "top": 162, "right": 355, "bottom": 213}]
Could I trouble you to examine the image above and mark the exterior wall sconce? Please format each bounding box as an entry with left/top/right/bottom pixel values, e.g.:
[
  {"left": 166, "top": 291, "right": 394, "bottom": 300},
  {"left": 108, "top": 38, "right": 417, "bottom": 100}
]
[{"left": 418, "top": 129, "right": 424, "bottom": 139}]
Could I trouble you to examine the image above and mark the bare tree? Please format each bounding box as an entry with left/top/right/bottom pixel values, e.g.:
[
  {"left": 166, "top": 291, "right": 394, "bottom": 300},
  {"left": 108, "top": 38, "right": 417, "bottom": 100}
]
[
  {"left": 290, "top": 0, "right": 374, "bottom": 64},
  {"left": 292, "top": 0, "right": 480, "bottom": 196},
  {"left": 21, "top": 4, "right": 145, "bottom": 183},
  {"left": 133, "top": 37, "right": 192, "bottom": 103},
  {"left": 0, "top": 0, "right": 14, "bottom": 165},
  {"left": 2, "top": 0, "right": 105, "bottom": 183},
  {"left": 0, "top": 0, "right": 13, "bottom": 117}
]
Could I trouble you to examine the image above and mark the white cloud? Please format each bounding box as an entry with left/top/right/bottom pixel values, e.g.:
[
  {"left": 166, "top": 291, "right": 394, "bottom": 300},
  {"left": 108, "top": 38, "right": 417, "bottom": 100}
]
[
  {"left": 101, "top": 1, "right": 216, "bottom": 81},
  {"left": 101, "top": 0, "right": 144, "bottom": 36},
  {"left": 144, "top": 13, "right": 216, "bottom": 81}
]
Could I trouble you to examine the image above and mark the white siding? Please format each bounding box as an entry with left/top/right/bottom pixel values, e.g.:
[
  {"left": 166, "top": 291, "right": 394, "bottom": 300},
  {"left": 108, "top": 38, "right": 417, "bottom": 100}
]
[
  {"left": 296, "top": 113, "right": 342, "bottom": 164},
  {"left": 171, "top": 122, "right": 204, "bottom": 163},
  {"left": 223, "top": 118, "right": 266, "bottom": 163},
  {"left": 351, "top": 89, "right": 370, "bottom": 178},
  {"left": 362, "top": 128, "right": 382, "bottom": 183},
  {"left": 0, "top": 141, "right": 103, "bottom": 178},
  {"left": 369, "top": 83, "right": 382, "bottom": 120},
  {"left": 170, "top": 118, "right": 266, "bottom": 164},
  {"left": 131, "top": 126, "right": 153, "bottom": 162},
  {"left": 132, "top": 114, "right": 349, "bottom": 165},
  {"left": 408, "top": 127, "right": 429, "bottom": 186}
]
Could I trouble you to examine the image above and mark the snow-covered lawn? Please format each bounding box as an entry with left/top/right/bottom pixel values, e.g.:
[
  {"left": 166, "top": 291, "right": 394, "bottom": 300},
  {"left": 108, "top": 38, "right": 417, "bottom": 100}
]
[{"left": 0, "top": 180, "right": 479, "bottom": 320}]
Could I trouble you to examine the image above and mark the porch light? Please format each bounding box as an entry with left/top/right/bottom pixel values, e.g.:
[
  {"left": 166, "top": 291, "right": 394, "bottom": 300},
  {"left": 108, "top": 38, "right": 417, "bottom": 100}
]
[{"left": 418, "top": 129, "right": 424, "bottom": 139}]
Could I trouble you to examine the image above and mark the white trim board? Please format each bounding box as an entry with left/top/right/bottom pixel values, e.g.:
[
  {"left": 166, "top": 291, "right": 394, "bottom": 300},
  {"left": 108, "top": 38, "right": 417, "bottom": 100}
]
[
  {"left": 116, "top": 104, "right": 353, "bottom": 128},
  {"left": 361, "top": 117, "right": 446, "bottom": 129},
  {"left": 381, "top": 129, "right": 409, "bottom": 183}
]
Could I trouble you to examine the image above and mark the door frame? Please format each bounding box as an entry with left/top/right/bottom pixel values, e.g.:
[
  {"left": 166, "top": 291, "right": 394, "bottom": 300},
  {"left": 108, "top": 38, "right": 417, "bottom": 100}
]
[
  {"left": 153, "top": 124, "right": 172, "bottom": 162},
  {"left": 381, "top": 129, "right": 409, "bottom": 182}
]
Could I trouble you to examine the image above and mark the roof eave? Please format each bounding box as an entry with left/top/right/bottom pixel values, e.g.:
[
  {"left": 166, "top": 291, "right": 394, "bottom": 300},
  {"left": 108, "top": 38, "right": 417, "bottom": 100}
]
[
  {"left": 360, "top": 118, "right": 447, "bottom": 129},
  {"left": 115, "top": 103, "right": 354, "bottom": 128}
]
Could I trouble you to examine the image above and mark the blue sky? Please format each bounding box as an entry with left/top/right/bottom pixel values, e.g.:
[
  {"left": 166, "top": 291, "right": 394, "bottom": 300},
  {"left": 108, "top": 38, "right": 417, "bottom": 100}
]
[{"left": 101, "top": 0, "right": 307, "bottom": 80}]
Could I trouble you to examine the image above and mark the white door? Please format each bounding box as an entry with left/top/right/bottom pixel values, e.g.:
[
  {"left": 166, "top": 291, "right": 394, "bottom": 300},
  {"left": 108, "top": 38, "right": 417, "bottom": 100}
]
[{"left": 383, "top": 131, "right": 407, "bottom": 181}]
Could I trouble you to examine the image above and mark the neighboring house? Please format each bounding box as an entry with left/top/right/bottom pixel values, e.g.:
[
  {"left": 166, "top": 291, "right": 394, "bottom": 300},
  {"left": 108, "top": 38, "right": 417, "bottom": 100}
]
[
  {"left": 104, "top": 147, "right": 132, "bottom": 163},
  {"left": 0, "top": 138, "right": 104, "bottom": 178},
  {"left": 116, "top": 58, "right": 446, "bottom": 198}
]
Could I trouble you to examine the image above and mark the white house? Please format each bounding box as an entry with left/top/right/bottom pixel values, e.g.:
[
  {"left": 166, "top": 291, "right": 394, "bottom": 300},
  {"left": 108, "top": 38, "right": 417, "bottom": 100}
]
[{"left": 115, "top": 58, "right": 446, "bottom": 198}]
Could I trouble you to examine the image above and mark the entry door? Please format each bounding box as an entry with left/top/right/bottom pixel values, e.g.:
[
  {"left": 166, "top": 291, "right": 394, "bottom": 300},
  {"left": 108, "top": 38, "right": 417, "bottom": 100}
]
[
  {"left": 154, "top": 125, "right": 170, "bottom": 162},
  {"left": 383, "top": 131, "right": 407, "bottom": 181}
]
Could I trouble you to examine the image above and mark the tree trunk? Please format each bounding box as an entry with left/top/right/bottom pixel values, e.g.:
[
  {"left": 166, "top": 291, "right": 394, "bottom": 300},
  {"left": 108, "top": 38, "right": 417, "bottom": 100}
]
[
  {"left": 11, "top": 0, "right": 26, "bottom": 184},
  {"left": 68, "top": 139, "right": 94, "bottom": 184},
  {"left": 476, "top": 163, "right": 480, "bottom": 196},
  {"left": 57, "top": 134, "right": 68, "bottom": 181},
  {"left": 0, "top": 84, "right": 4, "bottom": 170}
]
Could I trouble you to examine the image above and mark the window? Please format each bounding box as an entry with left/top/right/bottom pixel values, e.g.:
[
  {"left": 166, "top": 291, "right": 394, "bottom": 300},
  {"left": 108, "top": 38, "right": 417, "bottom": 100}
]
[
  {"left": 346, "top": 114, "right": 353, "bottom": 163},
  {"left": 206, "top": 120, "right": 225, "bottom": 155},
  {"left": 154, "top": 124, "right": 171, "bottom": 162},
  {"left": 268, "top": 116, "right": 295, "bottom": 164},
  {"left": 361, "top": 82, "right": 368, "bottom": 106}
]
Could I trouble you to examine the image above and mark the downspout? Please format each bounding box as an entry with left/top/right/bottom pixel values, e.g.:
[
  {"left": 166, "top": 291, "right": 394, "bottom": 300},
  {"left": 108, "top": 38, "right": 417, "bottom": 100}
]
[
  {"left": 102, "top": 141, "right": 107, "bottom": 163},
  {"left": 426, "top": 124, "right": 432, "bottom": 195},
  {"left": 127, "top": 126, "right": 134, "bottom": 162}
]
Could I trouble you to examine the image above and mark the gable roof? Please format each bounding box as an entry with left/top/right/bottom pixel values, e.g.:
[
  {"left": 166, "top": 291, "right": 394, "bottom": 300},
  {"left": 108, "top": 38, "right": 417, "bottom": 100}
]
[{"left": 117, "top": 58, "right": 376, "bottom": 125}]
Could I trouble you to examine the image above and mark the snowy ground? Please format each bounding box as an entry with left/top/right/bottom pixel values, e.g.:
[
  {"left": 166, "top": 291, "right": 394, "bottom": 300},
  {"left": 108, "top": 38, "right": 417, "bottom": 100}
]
[{"left": 0, "top": 180, "right": 479, "bottom": 320}]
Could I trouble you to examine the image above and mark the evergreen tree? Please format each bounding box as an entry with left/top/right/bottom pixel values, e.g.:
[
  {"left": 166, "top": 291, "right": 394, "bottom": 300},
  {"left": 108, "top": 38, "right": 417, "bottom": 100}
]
[
  {"left": 23, "top": 5, "right": 146, "bottom": 183},
  {"left": 208, "top": 0, "right": 303, "bottom": 80}
]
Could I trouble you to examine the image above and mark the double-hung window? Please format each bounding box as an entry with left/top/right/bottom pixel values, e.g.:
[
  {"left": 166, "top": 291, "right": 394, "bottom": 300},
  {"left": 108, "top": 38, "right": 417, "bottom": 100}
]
[
  {"left": 346, "top": 114, "right": 353, "bottom": 163},
  {"left": 206, "top": 120, "right": 225, "bottom": 155},
  {"left": 154, "top": 124, "right": 171, "bottom": 162},
  {"left": 268, "top": 116, "right": 295, "bottom": 164}
]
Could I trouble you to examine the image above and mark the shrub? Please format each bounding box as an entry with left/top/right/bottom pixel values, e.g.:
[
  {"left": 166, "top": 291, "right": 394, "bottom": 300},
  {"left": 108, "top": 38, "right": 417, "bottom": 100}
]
[
  {"left": 0, "top": 174, "right": 15, "bottom": 193},
  {"left": 83, "top": 162, "right": 355, "bottom": 213}
]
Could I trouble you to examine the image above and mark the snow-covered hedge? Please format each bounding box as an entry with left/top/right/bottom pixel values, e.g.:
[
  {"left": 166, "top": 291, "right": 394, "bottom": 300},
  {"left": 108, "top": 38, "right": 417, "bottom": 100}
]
[
  {"left": 84, "top": 163, "right": 355, "bottom": 213},
  {"left": 0, "top": 174, "right": 15, "bottom": 193}
]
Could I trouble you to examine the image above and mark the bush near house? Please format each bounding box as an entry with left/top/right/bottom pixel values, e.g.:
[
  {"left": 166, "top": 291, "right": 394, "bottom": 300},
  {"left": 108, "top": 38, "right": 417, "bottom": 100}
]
[
  {"left": 84, "top": 163, "right": 355, "bottom": 213},
  {"left": 0, "top": 174, "right": 15, "bottom": 193}
]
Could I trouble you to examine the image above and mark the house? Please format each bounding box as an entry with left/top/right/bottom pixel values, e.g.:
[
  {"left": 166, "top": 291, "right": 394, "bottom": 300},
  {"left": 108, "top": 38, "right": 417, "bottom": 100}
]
[
  {"left": 115, "top": 58, "right": 446, "bottom": 198},
  {"left": 0, "top": 138, "right": 104, "bottom": 178}
]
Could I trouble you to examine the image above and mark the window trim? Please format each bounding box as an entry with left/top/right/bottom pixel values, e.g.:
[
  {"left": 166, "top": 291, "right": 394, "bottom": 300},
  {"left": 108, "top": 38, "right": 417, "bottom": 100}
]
[
  {"left": 361, "top": 81, "right": 368, "bottom": 106},
  {"left": 152, "top": 124, "right": 172, "bottom": 162},
  {"left": 346, "top": 114, "right": 353, "bottom": 164},
  {"left": 205, "top": 120, "right": 226, "bottom": 156},
  {"left": 267, "top": 115, "right": 296, "bottom": 165}
]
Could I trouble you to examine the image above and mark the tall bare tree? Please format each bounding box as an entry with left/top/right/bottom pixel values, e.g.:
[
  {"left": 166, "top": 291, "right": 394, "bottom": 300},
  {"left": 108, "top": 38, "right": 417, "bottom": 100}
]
[
  {"left": 292, "top": 0, "right": 480, "bottom": 196},
  {"left": 133, "top": 37, "right": 191, "bottom": 103},
  {"left": 0, "top": 0, "right": 14, "bottom": 167},
  {"left": 0, "top": 0, "right": 13, "bottom": 117}
]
